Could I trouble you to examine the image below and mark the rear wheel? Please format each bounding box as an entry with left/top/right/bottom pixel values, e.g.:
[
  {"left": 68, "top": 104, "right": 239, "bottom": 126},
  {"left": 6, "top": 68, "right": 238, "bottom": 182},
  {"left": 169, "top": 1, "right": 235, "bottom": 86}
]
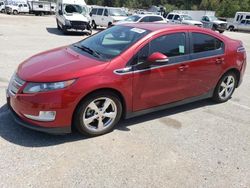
[
  {"left": 74, "top": 92, "right": 122, "bottom": 136},
  {"left": 13, "top": 10, "right": 18, "bottom": 15},
  {"left": 212, "top": 72, "right": 237, "bottom": 103},
  {"left": 228, "top": 26, "right": 234, "bottom": 31}
]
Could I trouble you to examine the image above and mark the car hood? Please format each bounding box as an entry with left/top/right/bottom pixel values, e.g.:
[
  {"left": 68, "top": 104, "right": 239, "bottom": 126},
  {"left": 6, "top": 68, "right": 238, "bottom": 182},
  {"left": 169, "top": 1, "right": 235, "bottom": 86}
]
[
  {"left": 17, "top": 46, "right": 108, "bottom": 82},
  {"left": 182, "top": 20, "right": 202, "bottom": 25},
  {"left": 115, "top": 20, "right": 136, "bottom": 25},
  {"left": 213, "top": 20, "right": 227, "bottom": 24},
  {"left": 64, "top": 13, "right": 89, "bottom": 22}
]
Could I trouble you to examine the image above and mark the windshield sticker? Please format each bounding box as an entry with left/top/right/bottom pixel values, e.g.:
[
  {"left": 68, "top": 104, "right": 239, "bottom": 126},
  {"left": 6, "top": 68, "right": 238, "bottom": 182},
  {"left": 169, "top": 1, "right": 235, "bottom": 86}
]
[
  {"left": 179, "top": 45, "right": 185, "bottom": 54},
  {"left": 130, "top": 28, "right": 146, "bottom": 34}
]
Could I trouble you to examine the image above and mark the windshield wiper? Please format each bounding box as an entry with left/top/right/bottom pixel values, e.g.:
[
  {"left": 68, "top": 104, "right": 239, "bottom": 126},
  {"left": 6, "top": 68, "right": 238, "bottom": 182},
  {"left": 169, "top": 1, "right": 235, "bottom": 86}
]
[{"left": 73, "top": 44, "right": 102, "bottom": 58}]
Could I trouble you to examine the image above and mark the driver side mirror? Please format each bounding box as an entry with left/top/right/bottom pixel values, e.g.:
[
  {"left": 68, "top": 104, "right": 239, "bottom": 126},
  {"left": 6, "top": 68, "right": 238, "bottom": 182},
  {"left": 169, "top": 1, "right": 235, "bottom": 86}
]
[{"left": 147, "top": 52, "right": 169, "bottom": 64}]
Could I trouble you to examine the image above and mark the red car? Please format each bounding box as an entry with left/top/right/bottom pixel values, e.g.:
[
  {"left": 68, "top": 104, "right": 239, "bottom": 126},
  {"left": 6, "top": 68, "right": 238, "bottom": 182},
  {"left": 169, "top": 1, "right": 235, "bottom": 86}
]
[{"left": 7, "top": 23, "right": 247, "bottom": 136}]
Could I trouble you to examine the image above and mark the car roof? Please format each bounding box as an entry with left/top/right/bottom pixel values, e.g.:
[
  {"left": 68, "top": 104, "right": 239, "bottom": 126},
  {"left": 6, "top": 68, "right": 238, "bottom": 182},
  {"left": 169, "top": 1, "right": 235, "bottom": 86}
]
[{"left": 121, "top": 23, "right": 200, "bottom": 32}]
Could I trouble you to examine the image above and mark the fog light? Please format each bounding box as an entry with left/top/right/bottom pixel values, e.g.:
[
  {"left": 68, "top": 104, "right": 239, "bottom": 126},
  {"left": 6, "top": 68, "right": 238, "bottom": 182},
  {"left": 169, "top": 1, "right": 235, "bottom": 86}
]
[{"left": 24, "top": 111, "right": 56, "bottom": 122}]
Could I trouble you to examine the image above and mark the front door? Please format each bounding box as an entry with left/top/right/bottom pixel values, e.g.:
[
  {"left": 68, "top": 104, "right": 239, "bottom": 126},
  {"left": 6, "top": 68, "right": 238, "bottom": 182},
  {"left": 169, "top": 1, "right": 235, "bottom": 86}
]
[{"left": 132, "top": 32, "right": 190, "bottom": 111}]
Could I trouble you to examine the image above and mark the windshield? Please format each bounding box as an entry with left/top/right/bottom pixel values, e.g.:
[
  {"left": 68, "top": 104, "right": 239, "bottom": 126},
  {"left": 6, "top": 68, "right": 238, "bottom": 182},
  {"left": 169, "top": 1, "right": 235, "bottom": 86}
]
[
  {"left": 124, "top": 15, "right": 141, "bottom": 22},
  {"left": 109, "top": 8, "right": 127, "bottom": 16},
  {"left": 63, "top": 4, "right": 84, "bottom": 14},
  {"left": 74, "top": 26, "right": 150, "bottom": 60},
  {"left": 181, "top": 15, "right": 192, "bottom": 20},
  {"left": 208, "top": 16, "right": 218, "bottom": 21}
]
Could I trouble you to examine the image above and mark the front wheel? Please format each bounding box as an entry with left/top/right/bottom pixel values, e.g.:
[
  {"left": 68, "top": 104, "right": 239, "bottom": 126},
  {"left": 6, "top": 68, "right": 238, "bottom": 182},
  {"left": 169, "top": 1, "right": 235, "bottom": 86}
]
[
  {"left": 74, "top": 92, "right": 122, "bottom": 136},
  {"left": 212, "top": 72, "right": 237, "bottom": 103},
  {"left": 13, "top": 10, "right": 18, "bottom": 15}
]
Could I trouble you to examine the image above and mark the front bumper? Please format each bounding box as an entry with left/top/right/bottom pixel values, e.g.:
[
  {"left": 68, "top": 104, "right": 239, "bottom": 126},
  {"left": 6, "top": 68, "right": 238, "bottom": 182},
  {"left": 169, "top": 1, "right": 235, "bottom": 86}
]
[
  {"left": 66, "top": 21, "right": 91, "bottom": 31},
  {"left": 7, "top": 98, "right": 71, "bottom": 134}
]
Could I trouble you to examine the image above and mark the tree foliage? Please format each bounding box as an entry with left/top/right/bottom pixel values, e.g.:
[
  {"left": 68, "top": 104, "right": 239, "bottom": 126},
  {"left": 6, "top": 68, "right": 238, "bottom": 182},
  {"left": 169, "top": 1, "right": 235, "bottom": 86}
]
[{"left": 85, "top": 0, "right": 250, "bottom": 17}]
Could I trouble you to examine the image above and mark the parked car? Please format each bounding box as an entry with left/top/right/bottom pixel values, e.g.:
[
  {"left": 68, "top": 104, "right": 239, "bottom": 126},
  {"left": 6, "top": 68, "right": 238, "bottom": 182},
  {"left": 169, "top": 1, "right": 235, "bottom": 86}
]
[
  {"left": 0, "top": 1, "right": 5, "bottom": 13},
  {"left": 166, "top": 13, "right": 203, "bottom": 27},
  {"left": 56, "top": 0, "right": 92, "bottom": 35},
  {"left": 115, "top": 14, "right": 166, "bottom": 25},
  {"left": 7, "top": 23, "right": 247, "bottom": 136},
  {"left": 90, "top": 6, "right": 128, "bottom": 28},
  {"left": 227, "top": 12, "right": 250, "bottom": 31},
  {"left": 228, "top": 19, "right": 250, "bottom": 32},
  {"left": 6, "top": 3, "right": 29, "bottom": 15},
  {"left": 201, "top": 15, "right": 227, "bottom": 33},
  {"left": 28, "top": 1, "right": 56, "bottom": 16}
]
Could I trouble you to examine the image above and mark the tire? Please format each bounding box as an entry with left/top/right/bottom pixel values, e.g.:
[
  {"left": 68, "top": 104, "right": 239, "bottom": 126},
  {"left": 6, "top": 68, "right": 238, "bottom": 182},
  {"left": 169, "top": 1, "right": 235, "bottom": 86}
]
[
  {"left": 219, "top": 30, "right": 224, "bottom": 34},
  {"left": 212, "top": 72, "right": 237, "bottom": 103},
  {"left": 62, "top": 25, "right": 68, "bottom": 34},
  {"left": 108, "top": 22, "right": 112, "bottom": 27},
  {"left": 40, "top": 12, "right": 44, "bottom": 16},
  {"left": 74, "top": 91, "right": 122, "bottom": 136},
  {"left": 92, "top": 21, "right": 97, "bottom": 29},
  {"left": 56, "top": 19, "right": 61, "bottom": 30},
  {"left": 228, "top": 26, "right": 234, "bottom": 31},
  {"left": 13, "top": 10, "right": 18, "bottom": 15}
]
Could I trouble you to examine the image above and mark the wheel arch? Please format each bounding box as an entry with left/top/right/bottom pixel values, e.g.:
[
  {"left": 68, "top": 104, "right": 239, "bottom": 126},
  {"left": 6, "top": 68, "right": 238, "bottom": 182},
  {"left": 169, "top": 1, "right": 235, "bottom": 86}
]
[
  {"left": 220, "top": 68, "right": 241, "bottom": 87},
  {"left": 71, "top": 87, "right": 127, "bottom": 126}
]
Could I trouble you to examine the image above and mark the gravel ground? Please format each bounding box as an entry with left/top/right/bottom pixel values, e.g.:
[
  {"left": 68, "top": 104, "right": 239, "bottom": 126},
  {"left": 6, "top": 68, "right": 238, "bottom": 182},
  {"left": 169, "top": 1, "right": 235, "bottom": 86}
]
[{"left": 0, "top": 14, "right": 250, "bottom": 188}]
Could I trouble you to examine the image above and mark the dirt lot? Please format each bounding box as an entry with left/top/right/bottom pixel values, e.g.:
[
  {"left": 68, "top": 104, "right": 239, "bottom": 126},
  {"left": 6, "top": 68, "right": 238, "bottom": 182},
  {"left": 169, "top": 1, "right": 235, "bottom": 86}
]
[{"left": 0, "top": 14, "right": 250, "bottom": 188}]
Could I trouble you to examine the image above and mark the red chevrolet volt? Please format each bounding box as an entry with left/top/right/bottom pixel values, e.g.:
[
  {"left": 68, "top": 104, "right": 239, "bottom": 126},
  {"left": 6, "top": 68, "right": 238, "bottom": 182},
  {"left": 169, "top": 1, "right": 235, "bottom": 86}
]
[{"left": 7, "top": 23, "right": 247, "bottom": 136}]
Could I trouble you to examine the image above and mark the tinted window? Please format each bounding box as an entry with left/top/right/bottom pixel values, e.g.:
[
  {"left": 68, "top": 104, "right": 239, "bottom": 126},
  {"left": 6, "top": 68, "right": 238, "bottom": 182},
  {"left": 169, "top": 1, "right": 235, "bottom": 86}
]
[
  {"left": 246, "top": 15, "right": 250, "bottom": 19},
  {"left": 104, "top": 9, "right": 108, "bottom": 16},
  {"left": 173, "top": 15, "right": 180, "bottom": 20},
  {"left": 18, "top": 4, "right": 22, "bottom": 7},
  {"left": 167, "top": 14, "right": 174, "bottom": 20},
  {"left": 24, "top": 4, "right": 27, "bottom": 7},
  {"left": 192, "top": 33, "right": 223, "bottom": 53},
  {"left": 97, "top": 8, "right": 103, "bottom": 15},
  {"left": 140, "top": 16, "right": 150, "bottom": 22},
  {"left": 236, "top": 15, "right": 240, "bottom": 21},
  {"left": 91, "top": 8, "right": 97, "bottom": 15},
  {"left": 247, "top": 20, "right": 250, "bottom": 24},
  {"left": 241, "top": 20, "right": 246, "bottom": 24},
  {"left": 150, "top": 33, "right": 186, "bottom": 57},
  {"left": 149, "top": 16, "right": 163, "bottom": 22}
]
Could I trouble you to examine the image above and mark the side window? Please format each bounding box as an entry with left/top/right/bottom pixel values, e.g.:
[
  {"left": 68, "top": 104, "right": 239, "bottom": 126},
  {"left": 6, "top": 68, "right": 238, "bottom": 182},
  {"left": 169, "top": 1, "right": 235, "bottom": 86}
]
[
  {"left": 97, "top": 8, "right": 103, "bottom": 16},
  {"left": 24, "top": 4, "right": 28, "bottom": 7},
  {"left": 246, "top": 15, "right": 250, "bottom": 19},
  {"left": 167, "top": 14, "right": 174, "bottom": 20},
  {"left": 192, "top": 33, "right": 224, "bottom": 54},
  {"left": 240, "top": 20, "right": 246, "bottom": 24},
  {"left": 18, "top": 4, "right": 22, "bottom": 7},
  {"left": 104, "top": 9, "right": 108, "bottom": 16},
  {"left": 149, "top": 16, "right": 163, "bottom": 22},
  {"left": 140, "top": 16, "right": 149, "bottom": 22},
  {"left": 247, "top": 20, "right": 250, "bottom": 24},
  {"left": 173, "top": 15, "right": 180, "bottom": 20},
  {"left": 91, "top": 8, "right": 97, "bottom": 15},
  {"left": 150, "top": 33, "right": 186, "bottom": 57},
  {"left": 136, "top": 44, "right": 150, "bottom": 65}
]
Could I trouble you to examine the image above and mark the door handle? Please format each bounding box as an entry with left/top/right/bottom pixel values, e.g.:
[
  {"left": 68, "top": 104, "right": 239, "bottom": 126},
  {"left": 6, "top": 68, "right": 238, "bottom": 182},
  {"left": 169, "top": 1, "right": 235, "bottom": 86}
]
[
  {"left": 215, "top": 58, "right": 224, "bottom": 64},
  {"left": 178, "top": 64, "right": 189, "bottom": 71}
]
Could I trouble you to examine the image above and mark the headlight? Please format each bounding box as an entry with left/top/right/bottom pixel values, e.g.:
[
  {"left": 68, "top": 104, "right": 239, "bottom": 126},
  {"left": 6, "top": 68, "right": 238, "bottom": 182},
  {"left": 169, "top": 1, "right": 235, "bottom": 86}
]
[
  {"left": 65, "top": 19, "right": 71, "bottom": 26},
  {"left": 23, "top": 79, "right": 76, "bottom": 94}
]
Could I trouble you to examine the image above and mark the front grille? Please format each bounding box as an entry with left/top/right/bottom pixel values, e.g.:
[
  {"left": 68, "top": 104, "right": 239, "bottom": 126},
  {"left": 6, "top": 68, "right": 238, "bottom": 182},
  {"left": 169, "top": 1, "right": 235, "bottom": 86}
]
[
  {"left": 219, "top": 23, "right": 227, "bottom": 29},
  {"left": 70, "top": 21, "right": 87, "bottom": 27},
  {"left": 8, "top": 74, "right": 25, "bottom": 96}
]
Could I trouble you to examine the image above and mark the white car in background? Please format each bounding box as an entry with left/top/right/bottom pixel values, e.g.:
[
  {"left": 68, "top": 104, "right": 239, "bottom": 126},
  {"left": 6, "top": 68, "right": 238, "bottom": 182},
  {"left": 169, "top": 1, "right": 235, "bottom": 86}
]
[
  {"left": 90, "top": 6, "right": 128, "bottom": 28},
  {"left": 115, "top": 14, "right": 167, "bottom": 25},
  {"left": 5, "top": 3, "right": 29, "bottom": 15},
  {"left": 167, "top": 13, "right": 203, "bottom": 27}
]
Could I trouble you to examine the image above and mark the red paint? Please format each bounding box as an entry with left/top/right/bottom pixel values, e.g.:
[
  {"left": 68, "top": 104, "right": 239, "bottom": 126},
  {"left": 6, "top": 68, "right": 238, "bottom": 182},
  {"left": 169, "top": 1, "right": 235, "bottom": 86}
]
[{"left": 8, "top": 23, "right": 246, "bottom": 130}]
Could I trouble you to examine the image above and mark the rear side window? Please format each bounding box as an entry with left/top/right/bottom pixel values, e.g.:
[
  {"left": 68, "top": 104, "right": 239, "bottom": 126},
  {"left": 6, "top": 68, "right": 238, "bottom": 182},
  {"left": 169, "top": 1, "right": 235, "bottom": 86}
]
[
  {"left": 91, "top": 8, "right": 97, "bottom": 15},
  {"left": 140, "top": 16, "right": 150, "bottom": 22},
  {"left": 173, "top": 15, "right": 180, "bottom": 20},
  {"left": 167, "top": 14, "right": 174, "bottom": 20},
  {"left": 24, "top": 4, "right": 27, "bottom": 7},
  {"left": 149, "top": 16, "right": 163, "bottom": 22},
  {"left": 246, "top": 15, "right": 250, "bottom": 19},
  {"left": 241, "top": 20, "right": 246, "bottom": 24},
  {"left": 191, "top": 33, "right": 224, "bottom": 54},
  {"left": 97, "top": 8, "right": 103, "bottom": 15}
]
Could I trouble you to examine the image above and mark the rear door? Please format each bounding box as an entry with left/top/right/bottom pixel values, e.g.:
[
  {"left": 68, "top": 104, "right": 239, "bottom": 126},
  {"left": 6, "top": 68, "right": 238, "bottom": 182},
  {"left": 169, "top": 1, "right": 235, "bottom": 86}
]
[{"left": 179, "top": 31, "right": 225, "bottom": 98}]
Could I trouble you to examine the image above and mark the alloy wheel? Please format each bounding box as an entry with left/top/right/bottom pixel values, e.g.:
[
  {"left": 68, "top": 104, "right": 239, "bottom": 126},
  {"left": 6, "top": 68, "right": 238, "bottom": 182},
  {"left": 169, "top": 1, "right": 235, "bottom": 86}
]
[
  {"left": 83, "top": 97, "right": 117, "bottom": 132},
  {"left": 218, "top": 75, "right": 235, "bottom": 100}
]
